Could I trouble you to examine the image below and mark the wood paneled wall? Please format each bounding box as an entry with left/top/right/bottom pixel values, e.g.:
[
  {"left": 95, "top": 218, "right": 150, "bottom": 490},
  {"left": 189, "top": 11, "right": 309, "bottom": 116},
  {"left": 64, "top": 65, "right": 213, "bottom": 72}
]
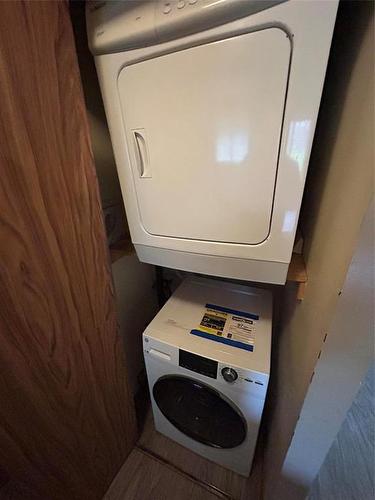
[{"left": 0, "top": 2, "right": 136, "bottom": 498}]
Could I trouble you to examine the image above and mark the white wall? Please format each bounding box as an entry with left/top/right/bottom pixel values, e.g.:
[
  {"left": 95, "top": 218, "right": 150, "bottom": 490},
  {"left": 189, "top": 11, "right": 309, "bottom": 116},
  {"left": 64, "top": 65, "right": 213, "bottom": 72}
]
[
  {"left": 279, "top": 199, "right": 374, "bottom": 495},
  {"left": 263, "top": 4, "right": 374, "bottom": 498}
]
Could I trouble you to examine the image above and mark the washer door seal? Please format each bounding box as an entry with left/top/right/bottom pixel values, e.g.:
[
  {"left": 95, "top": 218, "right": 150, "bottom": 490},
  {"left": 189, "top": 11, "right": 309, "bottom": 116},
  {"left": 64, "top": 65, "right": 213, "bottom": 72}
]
[{"left": 153, "top": 375, "right": 247, "bottom": 448}]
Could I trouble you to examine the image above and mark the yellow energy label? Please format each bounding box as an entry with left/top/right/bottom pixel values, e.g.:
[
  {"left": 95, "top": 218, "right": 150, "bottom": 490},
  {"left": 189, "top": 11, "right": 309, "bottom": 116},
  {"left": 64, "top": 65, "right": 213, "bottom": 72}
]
[{"left": 190, "top": 303, "right": 259, "bottom": 352}]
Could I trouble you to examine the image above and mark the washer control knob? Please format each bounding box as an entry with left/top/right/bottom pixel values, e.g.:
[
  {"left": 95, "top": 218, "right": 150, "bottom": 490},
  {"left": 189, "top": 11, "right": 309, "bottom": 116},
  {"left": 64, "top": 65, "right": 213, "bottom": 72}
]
[{"left": 221, "top": 367, "right": 238, "bottom": 383}]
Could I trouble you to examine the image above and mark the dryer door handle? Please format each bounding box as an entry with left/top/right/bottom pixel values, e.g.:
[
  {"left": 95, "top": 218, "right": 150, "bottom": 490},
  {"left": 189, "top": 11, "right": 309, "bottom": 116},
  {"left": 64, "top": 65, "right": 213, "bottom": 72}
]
[{"left": 133, "top": 128, "right": 151, "bottom": 178}]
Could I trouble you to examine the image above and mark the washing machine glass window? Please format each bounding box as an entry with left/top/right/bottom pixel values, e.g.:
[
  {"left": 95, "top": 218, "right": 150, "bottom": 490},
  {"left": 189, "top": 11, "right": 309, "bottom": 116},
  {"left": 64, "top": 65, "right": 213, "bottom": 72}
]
[{"left": 153, "top": 375, "right": 247, "bottom": 448}]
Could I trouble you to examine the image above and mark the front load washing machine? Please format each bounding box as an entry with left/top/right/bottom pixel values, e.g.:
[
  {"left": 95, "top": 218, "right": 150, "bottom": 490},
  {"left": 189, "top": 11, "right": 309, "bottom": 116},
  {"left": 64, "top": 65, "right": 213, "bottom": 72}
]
[{"left": 143, "top": 277, "right": 272, "bottom": 476}]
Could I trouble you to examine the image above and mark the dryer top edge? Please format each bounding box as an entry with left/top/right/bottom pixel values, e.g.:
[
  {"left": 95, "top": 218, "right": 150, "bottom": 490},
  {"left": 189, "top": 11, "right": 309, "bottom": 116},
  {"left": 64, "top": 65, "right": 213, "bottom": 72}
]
[{"left": 86, "top": 0, "right": 286, "bottom": 55}]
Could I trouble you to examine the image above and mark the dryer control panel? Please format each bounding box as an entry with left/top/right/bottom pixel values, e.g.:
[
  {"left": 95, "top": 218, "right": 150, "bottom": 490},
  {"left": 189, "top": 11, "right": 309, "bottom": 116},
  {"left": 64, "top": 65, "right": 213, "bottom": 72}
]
[{"left": 87, "top": 0, "right": 285, "bottom": 54}]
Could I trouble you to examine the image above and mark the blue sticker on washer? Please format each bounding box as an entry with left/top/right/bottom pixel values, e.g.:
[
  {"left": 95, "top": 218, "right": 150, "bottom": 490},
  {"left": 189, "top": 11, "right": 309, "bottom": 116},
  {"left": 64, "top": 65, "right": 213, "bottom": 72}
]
[{"left": 190, "top": 303, "right": 257, "bottom": 352}]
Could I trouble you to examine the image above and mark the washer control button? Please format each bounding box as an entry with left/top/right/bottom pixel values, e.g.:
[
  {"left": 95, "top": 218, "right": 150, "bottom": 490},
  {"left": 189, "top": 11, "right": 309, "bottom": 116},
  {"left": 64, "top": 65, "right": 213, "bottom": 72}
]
[
  {"left": 177, "top": 0, "right": 186, "bottom": 8},
  {"left": 221, "top": 367, "right": 238, "bottom": 383},
  {"left": 163, "top": 3, "right": 172, "bottom": 13},
  {"left": 189, "top": 0, "right": 198, "bottom": 3}
]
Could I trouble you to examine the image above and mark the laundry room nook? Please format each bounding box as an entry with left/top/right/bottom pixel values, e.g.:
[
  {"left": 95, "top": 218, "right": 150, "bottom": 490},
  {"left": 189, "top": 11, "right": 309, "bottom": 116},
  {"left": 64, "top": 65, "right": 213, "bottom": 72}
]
[{"left": 0, "top": 1, "right": 373, "bottom": 500}]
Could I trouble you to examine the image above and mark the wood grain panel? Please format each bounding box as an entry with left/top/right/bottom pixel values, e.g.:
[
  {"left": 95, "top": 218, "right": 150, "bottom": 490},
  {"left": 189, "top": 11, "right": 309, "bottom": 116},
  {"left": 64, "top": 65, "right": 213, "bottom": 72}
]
[{"left": 0, "top": 2, "right": 136, "bottom": 498}]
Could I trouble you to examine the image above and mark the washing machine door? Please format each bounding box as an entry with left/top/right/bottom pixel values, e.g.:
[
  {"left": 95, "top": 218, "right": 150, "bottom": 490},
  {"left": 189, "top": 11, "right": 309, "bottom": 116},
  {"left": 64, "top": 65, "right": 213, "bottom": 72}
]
[{"left": 153, "top": 375, "right": 246, "bottom": 448}]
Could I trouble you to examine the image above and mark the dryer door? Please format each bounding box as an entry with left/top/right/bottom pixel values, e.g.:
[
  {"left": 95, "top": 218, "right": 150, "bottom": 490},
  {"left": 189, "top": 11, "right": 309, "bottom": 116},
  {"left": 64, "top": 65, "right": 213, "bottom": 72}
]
[
  {"left": 153, "top": 376, "right": 246, "bottom": 448},
  {"left": 118, "top": 28, "right": 290, "bottom": 245}
]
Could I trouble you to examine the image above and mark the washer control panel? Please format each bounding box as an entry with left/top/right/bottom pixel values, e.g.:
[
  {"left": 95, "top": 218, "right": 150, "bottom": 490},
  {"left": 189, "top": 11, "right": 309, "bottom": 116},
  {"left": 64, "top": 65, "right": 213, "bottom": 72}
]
[
  {"left": 221, "top": 366, "right": 238, "bottom": 383},
  {"left": 218, "top": 362, "right": 268, "bottom": 394},
  {"left": 179, "top": 348, "right": 218, "bottom": 379}
]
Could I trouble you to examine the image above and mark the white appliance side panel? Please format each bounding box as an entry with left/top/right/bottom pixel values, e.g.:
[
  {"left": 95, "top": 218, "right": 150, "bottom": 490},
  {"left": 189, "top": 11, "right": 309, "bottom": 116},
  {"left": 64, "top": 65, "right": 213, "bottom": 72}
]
[{"left": 118, "top": 28, "right": 290, "bottom": 244}]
